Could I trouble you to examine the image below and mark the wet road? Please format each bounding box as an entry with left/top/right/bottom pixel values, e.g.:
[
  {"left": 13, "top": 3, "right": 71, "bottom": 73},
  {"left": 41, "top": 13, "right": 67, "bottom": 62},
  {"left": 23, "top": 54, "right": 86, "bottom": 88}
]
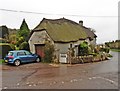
[{"left": 1, "top": 51, "right": 118, "bottom": 89}]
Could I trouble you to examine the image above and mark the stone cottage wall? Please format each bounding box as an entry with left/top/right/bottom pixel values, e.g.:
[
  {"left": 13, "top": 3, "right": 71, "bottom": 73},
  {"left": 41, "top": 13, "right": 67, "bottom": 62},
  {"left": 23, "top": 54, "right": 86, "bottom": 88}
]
[{"left": 28, "top": 30, "right": 53, "bottom": 53}]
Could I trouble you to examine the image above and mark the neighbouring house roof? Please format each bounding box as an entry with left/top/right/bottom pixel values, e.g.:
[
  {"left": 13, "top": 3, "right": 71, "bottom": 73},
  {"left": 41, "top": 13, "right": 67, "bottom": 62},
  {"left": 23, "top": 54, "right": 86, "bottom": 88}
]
[{"left": 30, "top": 18, "right": 97, "bottom": 43}]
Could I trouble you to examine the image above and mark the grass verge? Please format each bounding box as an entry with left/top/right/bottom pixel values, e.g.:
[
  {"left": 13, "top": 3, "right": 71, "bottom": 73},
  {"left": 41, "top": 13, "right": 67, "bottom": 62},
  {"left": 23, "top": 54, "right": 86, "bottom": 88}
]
[
  {"left": 0, "top": 59, "right": 5, "bottom": 64},
  {"left": 111, "top": 49, "right": 120, "bottom": 52}
]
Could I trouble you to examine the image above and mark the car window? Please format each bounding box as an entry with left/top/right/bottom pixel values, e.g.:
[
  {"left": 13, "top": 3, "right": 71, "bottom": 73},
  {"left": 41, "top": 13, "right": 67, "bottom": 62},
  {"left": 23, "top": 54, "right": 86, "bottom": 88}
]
[
  {"left": 8, "top": 52, "right": 13, "bottom": 56},
  {"left": 25, "top": 51, "right": 32, "bottom": 55},
  {"left": 17, "top": 52, "right": 26, "bottom": 56}
]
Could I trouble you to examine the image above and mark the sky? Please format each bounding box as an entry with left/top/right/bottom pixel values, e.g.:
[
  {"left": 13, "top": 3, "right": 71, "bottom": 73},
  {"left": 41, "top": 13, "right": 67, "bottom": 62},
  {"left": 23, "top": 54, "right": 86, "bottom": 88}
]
[{"left": 0, "top": 0, "right": 119, "bottom": 44}]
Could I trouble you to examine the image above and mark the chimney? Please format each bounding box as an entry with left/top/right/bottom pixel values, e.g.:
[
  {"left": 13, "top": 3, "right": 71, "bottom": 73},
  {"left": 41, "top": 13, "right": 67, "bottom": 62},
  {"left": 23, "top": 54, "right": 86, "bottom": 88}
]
[{"left": 79, "top": 20, "right": 83, "bottom": 26}]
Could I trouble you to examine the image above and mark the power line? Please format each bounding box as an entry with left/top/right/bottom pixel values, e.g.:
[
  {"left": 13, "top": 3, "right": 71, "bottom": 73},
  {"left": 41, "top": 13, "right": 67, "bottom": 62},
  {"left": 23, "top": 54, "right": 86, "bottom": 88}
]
[{"left": 0, "top": 8, "right": 118, "bottom": 17}]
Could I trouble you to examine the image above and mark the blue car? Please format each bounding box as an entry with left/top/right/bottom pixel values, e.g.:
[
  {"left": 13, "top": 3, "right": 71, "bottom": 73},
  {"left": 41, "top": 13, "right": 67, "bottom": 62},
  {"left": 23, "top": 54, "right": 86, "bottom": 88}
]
[{"left": 4, "top": 50, "right": 41, "bottom": 66}]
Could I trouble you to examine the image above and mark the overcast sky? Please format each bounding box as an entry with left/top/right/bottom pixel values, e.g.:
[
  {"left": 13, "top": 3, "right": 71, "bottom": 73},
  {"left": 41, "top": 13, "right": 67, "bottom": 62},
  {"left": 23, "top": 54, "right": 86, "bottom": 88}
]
[{"left": 0, "top": 0, "right": 119, "bottom": 44}]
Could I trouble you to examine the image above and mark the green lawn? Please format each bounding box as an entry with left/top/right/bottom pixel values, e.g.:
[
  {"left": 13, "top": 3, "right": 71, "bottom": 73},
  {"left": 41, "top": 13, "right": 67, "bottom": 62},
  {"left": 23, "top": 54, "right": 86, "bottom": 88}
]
[
  {"left": 111, "top": 49, "right": 120, "bottom": 52},
  {"left": 0, "top": 59, "right": 5, "bottom": 64}
]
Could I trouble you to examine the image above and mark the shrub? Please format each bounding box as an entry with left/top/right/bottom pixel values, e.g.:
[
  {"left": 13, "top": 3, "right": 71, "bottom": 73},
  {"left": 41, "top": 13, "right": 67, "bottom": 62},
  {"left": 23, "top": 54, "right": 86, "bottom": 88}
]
[
  {"left": 43, "top": 41, "right": 54, "bottom": 63},
  {"left": 100, "top": 47, "right": 110, "bottom": 53},
  {"left": 78, "top": 42, "right": 89, "bottom": 56},
  {"left": 89, "top": 53, "right": 97, "bottom": 56},
  {"left": 0, "top": 43, "right": 13, "bottom": 58},
  {"left": 0, "top": 59, "right": 5, "bottom": 64},
  {"left": 19, "top": 41, "right": 30, "bottom": 51},
  {"left": 107, "top": 54, "right": 113, "bottom": 57},
  {"left": 16, "top": 37, "right": 24, "bottom": 47},
  {"left": 0, "top": 39, "right": 6, "bottom": 43},
  {"left": 94, "top": 47, "right": 99, "bottom": 53},
  {"left": 10, "top": 44, "right": 15, "bottom": 50}
]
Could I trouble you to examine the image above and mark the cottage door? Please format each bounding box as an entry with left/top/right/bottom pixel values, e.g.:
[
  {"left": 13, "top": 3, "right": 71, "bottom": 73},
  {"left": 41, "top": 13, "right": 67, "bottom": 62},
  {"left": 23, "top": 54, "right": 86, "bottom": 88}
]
[{"left": 35, "top": 44, "right": 45, "bottom": 58}]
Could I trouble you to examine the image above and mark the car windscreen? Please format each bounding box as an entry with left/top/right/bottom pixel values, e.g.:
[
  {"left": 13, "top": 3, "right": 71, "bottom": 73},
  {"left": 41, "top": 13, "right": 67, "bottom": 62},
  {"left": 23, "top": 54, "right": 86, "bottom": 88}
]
[{"left": 8, "top": 52, "right": 13, "bottom": 56}]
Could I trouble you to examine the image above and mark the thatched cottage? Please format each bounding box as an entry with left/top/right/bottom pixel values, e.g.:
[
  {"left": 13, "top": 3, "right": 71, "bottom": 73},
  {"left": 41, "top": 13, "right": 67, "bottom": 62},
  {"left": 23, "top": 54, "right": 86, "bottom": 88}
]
[{"left": 28, "top": 18, "right": 97, "bottom": 62}]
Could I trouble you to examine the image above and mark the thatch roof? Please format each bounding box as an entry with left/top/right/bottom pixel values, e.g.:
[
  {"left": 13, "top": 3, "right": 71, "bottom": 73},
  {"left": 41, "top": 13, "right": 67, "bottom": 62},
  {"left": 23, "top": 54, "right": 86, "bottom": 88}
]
[
  {"left": 82, "top": 26, "right": 97, "bottom": 40},
  {"left": 32, "top": 18, "right": 96, "bottom": 43}
]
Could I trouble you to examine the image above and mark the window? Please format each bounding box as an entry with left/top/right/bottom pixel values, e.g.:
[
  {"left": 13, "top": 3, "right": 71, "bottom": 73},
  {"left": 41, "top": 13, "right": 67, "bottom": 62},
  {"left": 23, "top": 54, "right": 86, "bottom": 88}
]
[
  {"left": 70, "top": 44, "right": 72, "bottom": 48},
  {"left": 8, "top": 52, "right": 13, "bottom": 56},
  {"left": 17, "top": 52, "right": 26, "bottom": 56},
  {"left": 25, "top": 51, "right": 32, "bottom": 55}
]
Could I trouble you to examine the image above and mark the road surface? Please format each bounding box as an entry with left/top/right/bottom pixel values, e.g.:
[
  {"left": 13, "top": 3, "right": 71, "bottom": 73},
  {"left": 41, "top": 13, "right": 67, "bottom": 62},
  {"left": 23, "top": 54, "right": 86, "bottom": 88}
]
[{"left": 1, "top": 51, "right": 119, "bottom": 89}]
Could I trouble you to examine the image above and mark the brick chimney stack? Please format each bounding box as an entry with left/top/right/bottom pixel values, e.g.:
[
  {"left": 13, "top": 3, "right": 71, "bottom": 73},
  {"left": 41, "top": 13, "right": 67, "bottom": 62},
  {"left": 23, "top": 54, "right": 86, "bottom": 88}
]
[{"left": 79, "top": 20, "right": 83, "bottom": 26}]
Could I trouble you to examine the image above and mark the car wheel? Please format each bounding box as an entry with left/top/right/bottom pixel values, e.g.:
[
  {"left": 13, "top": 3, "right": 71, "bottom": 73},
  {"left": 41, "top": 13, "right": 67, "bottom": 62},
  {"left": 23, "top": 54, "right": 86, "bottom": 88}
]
[
  {"left": 14, "top": 60, "right": 21, "bottom": 66},
  {"left": 36, "top": 58, "right": 40, "bottom": 63}
]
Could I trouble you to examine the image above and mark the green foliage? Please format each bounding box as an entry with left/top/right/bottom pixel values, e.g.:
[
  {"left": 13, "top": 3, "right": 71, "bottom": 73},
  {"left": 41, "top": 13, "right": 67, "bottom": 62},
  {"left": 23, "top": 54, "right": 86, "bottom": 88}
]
[
  {"left": 89, "top": 44, "right": 95, "bottom": 53},
  {"left": 16, "top": 19, "right": 30, "bottom": 50},
  {"left": 9, "top": 34, "right": 17, "bottom": 44},
  {"left": 0, "top": 38, "right": 7, "bottom": 43},
  {"left": 105, "top": 40, "right": 120, "bottom": 49},
  {"left": 19, "top": 41, "right": 30, "bottom": 51},
  {"left": 100, "top": 47, "right": 110, "bottom": 53},
  {"left": 18, "top": 19, "right": 30, "bottom": 41},
  {"left": 89, "top": 53, "right": 97, "bottom": 56},
  {"left": 78, "top": 42, "right": 89, "bottom": 56},
  {"left": 43, "top": 41, "right": 54, "bottom": 63},
  {"left": 88, "top": 46, "right": 92, "bottom": 54},
  {"left": 0, "top": 26, "right": 9, "bottom": 38},
  {"left": 0, "top": 43, "right": 13, "bottom": 58},
  {"left": 0, "top": 59, "right": 5, "bottom": 64},
  {"left": 16, "top": 37, "right": 24, "bottom": 47},
  {"left": 111, "top": 49, "right": 120, "bottom": 52},
  {"left": 79, "top": 41, "right": 88, "bottom": 48},
  {"left": 105, "top": 42, "right": 110, "bottom": 47},
  {"left": 10, "top": 44, "right": 15, "bottom": 50},
  {"left": 107, "top": 54, "right": 113, "bottom": 57},
  {"left": 94, "top": 47, "right": 100, "bottom": 53}
]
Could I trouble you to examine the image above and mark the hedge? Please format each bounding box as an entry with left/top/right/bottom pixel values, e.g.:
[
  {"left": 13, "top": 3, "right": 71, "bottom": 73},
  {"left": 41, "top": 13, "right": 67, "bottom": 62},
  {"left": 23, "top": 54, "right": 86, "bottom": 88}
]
[{"left": 0, "top": 43, "right": 13, "bottom": 59}]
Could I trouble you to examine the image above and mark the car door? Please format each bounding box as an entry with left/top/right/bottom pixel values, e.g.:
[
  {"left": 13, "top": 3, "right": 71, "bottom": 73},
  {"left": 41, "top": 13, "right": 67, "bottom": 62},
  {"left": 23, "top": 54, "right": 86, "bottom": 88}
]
[
  {"left": 17, "top": 52, "right": 28, "bottom": 63},
  {"left": 25, "top": 51, "right": 36, "bottom": 62}
]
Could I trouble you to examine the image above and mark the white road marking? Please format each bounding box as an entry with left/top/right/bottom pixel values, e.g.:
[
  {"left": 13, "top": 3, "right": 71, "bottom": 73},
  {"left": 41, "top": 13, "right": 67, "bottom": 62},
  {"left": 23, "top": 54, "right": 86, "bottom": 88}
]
[{"left": 90, "top": 76, "right": 118, "bottom": 86}]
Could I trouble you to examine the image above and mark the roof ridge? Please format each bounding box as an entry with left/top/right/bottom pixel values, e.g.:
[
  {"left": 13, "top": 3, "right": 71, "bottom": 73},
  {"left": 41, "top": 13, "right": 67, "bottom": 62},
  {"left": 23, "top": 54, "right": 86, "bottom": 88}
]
[{"left": 42, "top": 17, "right": 79, "bottom": 25}]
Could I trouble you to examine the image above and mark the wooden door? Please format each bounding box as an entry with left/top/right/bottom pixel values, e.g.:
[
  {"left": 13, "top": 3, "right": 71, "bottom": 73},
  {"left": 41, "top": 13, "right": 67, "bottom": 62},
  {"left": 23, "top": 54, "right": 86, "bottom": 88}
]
[{"left": 35, "top": 44, "right": 45, "bottom": 58}]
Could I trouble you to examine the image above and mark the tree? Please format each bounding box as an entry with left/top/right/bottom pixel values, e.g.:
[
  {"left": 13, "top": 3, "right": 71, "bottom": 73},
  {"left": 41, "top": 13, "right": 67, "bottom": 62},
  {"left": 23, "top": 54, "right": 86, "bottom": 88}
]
[
  {"left": 18, "top": 19, "right": 30, "bottom": 41},
  {"left": 16, "top": 37, "right": 24, "bottom": 47},
  {"left": 0, "top": 26, "right": 9, "bottom": 38}
]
